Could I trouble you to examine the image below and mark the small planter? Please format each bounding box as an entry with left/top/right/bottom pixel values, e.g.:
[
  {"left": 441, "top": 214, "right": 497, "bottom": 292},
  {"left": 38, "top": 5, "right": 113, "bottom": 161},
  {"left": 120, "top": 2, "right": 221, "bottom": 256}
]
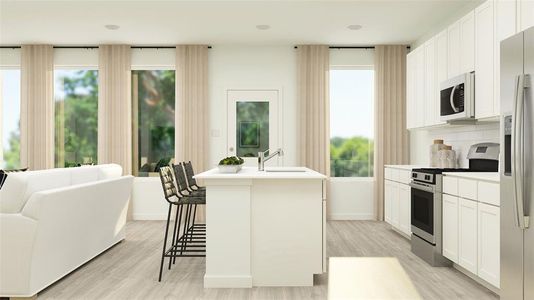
[{"left": 217, "top": 164, "right": 243, "bottom": 174}]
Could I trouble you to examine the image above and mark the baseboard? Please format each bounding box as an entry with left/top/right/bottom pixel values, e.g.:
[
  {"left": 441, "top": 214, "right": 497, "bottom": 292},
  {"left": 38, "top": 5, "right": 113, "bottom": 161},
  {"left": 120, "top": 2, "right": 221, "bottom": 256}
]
[
  {"left": 204, "top": 275, "right": 253, "bottom": 288},
  {"left": 132, "top": 214, "right": 167, "bottom": 220},
  {"left": 328, "top": 213, "right": 375, "bottom": 220}
]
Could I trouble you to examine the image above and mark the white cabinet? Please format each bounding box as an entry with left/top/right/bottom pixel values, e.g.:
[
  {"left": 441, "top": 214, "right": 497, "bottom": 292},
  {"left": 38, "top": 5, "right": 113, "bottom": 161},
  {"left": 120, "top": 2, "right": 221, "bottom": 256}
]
[
  {"left": 475, "top": 0, "right": 497, "bottom": 119},
  {"left": 442, "top": 194, "right": 459, "bottom": 263},
  {"left": 460, "top": 11, "right": 476, "bottom": 74},
  {"left": 458, "top": 198, "right": 478, "bottom": 274},
  {"left": 414, "top": 47, "right": 426, "bottom": 129},
  {"left": 519, "top": 0, "right": 534, "bottom": 31},
  {"left": 496, "top": 0, "right": 517, "bottom": 41},
  {"left": 390, "top": 182, "right": 400, "bottom": 228},
  {"left": 448, "top": 20, "right": 461, "bottom": 78},
  {"left": 384, "top": 180, "right": 394, "bottom": 224},
  {"left": 406, "top": 52, "right": 416, "bottom": 129},
  {"left": 435, "top": 29, "right": 448, "bottom": 126},
  {"left": 424, "top": 38, "right": 438, "bottom": 127},
  {"left": 478, "top": 203, "right": 500, "bottom": 288},
  {"left": 398, "top": 183, "right": 411, "bottom": 236}
]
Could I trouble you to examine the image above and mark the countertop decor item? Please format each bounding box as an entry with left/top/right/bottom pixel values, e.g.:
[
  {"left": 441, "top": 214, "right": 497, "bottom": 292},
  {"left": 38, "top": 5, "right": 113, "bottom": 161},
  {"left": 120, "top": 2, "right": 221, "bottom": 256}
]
[
  {"left": 430, "top": 139, "right": 446, "bottom": 167},
  {"left": 217, "top": 156, "right": 244, "bottom": 173}
]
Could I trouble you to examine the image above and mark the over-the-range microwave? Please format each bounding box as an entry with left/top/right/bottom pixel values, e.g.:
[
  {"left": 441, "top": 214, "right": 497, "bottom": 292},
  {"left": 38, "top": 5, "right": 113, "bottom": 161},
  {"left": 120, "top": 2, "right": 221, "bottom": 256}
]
[{"left": 439, "top": 72, "right": 475, "bottom": 122}]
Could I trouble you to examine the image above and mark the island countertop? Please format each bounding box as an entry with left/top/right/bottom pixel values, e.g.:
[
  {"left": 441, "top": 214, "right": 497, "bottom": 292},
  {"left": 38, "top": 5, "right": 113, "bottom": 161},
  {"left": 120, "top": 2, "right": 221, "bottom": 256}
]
[{"left": 195, "top": 166, "right": 327, "bottom": 180}]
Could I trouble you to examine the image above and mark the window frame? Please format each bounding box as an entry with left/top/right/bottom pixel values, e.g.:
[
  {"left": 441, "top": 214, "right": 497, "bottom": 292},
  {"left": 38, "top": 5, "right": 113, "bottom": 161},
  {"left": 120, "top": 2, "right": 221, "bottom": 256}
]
[{"left": 329, "top": 65, "right": 375, "bottom": 180}]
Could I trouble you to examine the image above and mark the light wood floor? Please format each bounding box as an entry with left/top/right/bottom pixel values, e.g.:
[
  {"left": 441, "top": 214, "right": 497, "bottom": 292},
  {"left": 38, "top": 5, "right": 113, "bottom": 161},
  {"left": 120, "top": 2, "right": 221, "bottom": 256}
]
[{"left": 38, "top": 221, "right": 498, "bottom": 300}]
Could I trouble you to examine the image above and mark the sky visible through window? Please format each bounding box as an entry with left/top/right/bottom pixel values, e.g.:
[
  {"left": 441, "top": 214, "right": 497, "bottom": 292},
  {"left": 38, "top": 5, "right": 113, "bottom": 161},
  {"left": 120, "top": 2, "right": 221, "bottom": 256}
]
[{"left": 330, "top": 68, "right": 374, "bottom": 138}]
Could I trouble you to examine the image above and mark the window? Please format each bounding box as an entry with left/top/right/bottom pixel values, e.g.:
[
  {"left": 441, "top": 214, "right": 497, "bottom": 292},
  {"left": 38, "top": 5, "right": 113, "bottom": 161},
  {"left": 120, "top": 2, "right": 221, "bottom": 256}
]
[
  {"left": 132, "top": 70, "right": 175, "bottom": 176},
  {"left": 1, "top": 69, "right": 21, "bottom": 169},
  {"left": 329, "top": 68, "right": 374, "bottom": 177},
  {"left": 54, "top": 70, "right": 98, "bottom": 167}
]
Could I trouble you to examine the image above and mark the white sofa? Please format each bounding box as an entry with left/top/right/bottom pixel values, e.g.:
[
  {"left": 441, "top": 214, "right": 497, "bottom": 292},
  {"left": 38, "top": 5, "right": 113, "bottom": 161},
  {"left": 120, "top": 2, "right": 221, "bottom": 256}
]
[{"left": 0, "top": 164, "right": 134, "bottom": 297}]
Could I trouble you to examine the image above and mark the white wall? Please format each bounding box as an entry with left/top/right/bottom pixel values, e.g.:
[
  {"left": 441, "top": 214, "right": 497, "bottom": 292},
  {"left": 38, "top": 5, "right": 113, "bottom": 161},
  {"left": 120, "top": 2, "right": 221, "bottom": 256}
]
[
  {"left": 410, "top": 122, "right": 500, "bottom": 168},
  {"left": 208, "top": 45, "right": 298, "bottom": 167}
]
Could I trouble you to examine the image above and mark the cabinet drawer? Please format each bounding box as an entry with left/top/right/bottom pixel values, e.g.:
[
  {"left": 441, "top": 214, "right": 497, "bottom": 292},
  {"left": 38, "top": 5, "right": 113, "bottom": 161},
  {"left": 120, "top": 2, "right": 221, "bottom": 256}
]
[
  {"left": 398, "top": 170, "right": 412, "bottom": 185},
  {"left": 478, "top": 181, "right": 500, "bottom": 206},
  {"left": 384, "top": 168, "right": 400, "bottom": 182},
  {"left": 459, "top": 178, "right": 478, "bottom": 200},
  {"left": 384, "top": 168, "right": 393, "bottom": 180},
  {"left": 443, "top": 176, "right": 458, "bottom": 195}
]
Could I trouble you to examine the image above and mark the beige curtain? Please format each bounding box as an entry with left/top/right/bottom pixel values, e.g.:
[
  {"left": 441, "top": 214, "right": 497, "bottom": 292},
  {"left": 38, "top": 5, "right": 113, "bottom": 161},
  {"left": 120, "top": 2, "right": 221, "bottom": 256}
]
[
  {"left": 374, "top": 45, "right": 410, "bottom": 221},
  {"left": 297, "top": 45, "right": 330, "bottom": 177},
  {"left": 20, "top": 45, "right": 54, "bottom": 170},
  {"left": 175, "top": 45, "right": 209, "bottom": 221},
  {"left": 98, "top": 45, "right": 132, "bottom": 175}
]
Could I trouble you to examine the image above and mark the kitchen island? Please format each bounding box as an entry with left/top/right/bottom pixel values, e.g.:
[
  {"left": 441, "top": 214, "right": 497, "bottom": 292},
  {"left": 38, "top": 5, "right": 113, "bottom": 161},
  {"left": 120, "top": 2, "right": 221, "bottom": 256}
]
[{"left": 194, "top": 166, "right": 327, "bottom": 288}]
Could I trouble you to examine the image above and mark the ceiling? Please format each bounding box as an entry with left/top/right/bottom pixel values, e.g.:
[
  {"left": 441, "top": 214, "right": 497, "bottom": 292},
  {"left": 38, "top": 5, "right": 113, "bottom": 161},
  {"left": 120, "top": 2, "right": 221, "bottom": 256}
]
[{"left": 0, "top": 0, "right": 481, "bottom": 46}]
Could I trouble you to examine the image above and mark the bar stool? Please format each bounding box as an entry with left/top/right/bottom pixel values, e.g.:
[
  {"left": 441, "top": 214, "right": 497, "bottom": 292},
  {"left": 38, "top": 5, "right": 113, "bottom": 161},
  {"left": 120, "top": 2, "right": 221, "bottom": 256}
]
[
  {"left": 183, "top": 161, "right": 206, "bottom": 193},
  {"left": 158, "top": 166, "right": 205, "bottom": 282}
]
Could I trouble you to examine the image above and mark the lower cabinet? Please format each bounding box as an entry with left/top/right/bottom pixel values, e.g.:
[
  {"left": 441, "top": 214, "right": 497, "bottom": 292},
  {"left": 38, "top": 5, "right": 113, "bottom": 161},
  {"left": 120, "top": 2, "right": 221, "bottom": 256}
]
[
  {"left": 478, "top": 203, "right": 500, "bottom": 288},
  {"left": 442, "top": 194, "right": 459, "bottom": 263},
  {"left": 458, "top": 198, "right": 478, "bottom": 274},
  {"left": 384, "top": 178, "right": 411, "bottom": 238}
]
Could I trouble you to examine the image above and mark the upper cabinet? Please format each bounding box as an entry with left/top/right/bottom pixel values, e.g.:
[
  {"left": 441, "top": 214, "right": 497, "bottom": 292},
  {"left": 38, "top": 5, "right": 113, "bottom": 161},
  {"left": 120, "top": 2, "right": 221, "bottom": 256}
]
[
  {"left": 519, "top": 0, "right": 534, "bottom": 32},
  {"left": 406, "top": 0, "right": 524, "bottom": 129},
  {"left": 475, "top": 0, "right": 496, "bottom": 119}
]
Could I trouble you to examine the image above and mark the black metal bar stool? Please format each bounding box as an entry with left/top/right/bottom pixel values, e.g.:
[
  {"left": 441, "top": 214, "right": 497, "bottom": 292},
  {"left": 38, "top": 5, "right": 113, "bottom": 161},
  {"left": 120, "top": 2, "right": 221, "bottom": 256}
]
[
  {"left": 183, "top": 161, "right": 206, "bottom": 193},
  {"left": 158, "top": 165, "right": 205, "bottom": 282}
]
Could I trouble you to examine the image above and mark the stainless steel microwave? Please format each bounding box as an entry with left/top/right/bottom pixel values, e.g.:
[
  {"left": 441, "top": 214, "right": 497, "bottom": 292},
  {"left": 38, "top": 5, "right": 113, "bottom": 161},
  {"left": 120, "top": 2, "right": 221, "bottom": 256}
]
[{"left": 439, "top": 72, "right": 475, "bottom": 122}]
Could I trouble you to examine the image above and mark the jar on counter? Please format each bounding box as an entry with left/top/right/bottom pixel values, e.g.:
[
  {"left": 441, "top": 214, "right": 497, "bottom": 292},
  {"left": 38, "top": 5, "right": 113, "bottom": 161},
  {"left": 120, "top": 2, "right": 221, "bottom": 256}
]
[
  {"left": 438, "top": 145, "right": 457, "bottom": 169},
  {"left": 430, "top": 139, "right": 447, "bottom": 167}
]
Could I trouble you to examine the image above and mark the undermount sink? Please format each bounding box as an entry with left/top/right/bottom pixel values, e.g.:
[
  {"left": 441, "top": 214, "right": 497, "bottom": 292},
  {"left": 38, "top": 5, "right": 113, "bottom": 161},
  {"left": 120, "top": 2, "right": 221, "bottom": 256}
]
[{"left": 264, "top": 167, "right": 307, "bottom": 172}]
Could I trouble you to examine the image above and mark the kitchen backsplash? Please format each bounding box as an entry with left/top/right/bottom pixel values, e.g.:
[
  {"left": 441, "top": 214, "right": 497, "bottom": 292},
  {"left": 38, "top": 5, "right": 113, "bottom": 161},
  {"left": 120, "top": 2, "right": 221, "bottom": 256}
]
[{"left": 410, "top": 122, "right": 500, "bottom": 168}]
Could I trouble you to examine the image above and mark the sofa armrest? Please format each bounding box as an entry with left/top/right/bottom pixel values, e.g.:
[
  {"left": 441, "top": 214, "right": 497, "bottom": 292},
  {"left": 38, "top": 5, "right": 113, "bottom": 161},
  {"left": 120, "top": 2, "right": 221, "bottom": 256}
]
[{"left": 0, "top": 214, "right": 38, "bottom": 296}]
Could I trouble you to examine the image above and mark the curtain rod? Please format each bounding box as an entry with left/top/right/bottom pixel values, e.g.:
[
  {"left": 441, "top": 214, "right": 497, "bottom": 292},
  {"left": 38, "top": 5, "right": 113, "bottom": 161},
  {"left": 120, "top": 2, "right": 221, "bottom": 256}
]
[
  {"left": 0, "top": 46, "right": 212, "bottom": 49},
  {"left": 294, "top": 46, "right": 411, "bottom": 49}
]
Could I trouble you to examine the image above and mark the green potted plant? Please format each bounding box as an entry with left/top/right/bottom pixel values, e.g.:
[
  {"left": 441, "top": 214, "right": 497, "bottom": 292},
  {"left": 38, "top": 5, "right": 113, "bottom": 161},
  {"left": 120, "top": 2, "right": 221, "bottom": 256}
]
[{"left": 218, "top": 156, "right": 245, "bottom": 173}]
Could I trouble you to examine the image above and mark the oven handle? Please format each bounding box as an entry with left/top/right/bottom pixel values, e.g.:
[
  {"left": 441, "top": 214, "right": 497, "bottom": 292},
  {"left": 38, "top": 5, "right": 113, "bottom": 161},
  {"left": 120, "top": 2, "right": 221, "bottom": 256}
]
[{"left": 409, "top": 182, "right": 435, "bottom": 193}]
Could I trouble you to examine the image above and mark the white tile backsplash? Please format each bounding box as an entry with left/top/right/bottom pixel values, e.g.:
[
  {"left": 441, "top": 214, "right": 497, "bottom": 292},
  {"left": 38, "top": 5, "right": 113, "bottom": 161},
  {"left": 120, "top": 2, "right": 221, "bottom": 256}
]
[{"left": 410, "top": 122, "right": 500, "bottom": 168}]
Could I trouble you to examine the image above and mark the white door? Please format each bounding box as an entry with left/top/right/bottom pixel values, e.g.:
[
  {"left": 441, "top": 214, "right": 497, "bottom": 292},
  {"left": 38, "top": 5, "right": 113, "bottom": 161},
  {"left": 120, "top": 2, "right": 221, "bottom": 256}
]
[
  {"left": 227, "top": 90, "right": 280, "bottom": 167},
  {"left": 398, "top": 183, "right": 411, "bottom": 236},
  {"left": 458, "top": 197, "right": 478, "bottom": 274},
  {"left": 478, "top": 202, "right": 500, "bottom": 287},
  {"left": 442, "top": 194, "right": 459, "bottom": 263}
]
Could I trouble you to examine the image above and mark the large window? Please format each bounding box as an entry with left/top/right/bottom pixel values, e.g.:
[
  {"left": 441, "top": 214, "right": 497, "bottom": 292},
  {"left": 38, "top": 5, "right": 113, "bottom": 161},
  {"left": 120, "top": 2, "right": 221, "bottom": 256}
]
[
  {"left": 54, "top": 70, "right": 98, "bottom": 167},
  {"left": 1, "top": 69, "right": 21, "bottom": 169},
  {"left": 132, "top": 70, "right": 175, "bottom": 176},
  {"left": 330, "top": 68, "right": 374, "bottom": 177}
]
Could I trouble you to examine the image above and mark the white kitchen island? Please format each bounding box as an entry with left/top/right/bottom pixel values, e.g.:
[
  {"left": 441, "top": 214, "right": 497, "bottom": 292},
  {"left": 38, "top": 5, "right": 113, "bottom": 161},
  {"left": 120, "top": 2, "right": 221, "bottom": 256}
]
[{"left": 195, "top": 166, "right": 327, "bottom": 288}]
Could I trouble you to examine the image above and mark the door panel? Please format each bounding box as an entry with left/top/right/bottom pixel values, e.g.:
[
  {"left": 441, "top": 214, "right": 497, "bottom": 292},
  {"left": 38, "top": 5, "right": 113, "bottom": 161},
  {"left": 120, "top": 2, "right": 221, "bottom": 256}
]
[
  {"left": 458, "top": 198, "right": 477, "bottom": 274},
  {"left": 442, "top": 194, "right": 459, "bottom": 263},
  {"left": 500, "top": 31, "right": 525, "bottom": 300},
  {"left": 524, "top": 26, "right": 534, "bottom": 300},
  {"left": 227, "top": 90, "right": 279, "bottom": 167}
]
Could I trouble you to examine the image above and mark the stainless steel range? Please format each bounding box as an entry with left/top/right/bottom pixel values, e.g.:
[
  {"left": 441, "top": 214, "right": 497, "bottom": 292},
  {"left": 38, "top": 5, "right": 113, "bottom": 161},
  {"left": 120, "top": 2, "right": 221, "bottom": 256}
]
[{"left": 410, "top": 143, "right": 500, "bottom": 266}]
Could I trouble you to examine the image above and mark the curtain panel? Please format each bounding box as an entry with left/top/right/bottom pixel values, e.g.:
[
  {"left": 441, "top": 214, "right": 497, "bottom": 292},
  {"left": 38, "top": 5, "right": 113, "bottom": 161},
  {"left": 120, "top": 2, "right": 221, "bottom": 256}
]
[
  {"left": 97, "top": 45, "right": 132, "bottom": 175},
  {"left": 296, "top": 45, "right": 330, "bottom": 177},
  {"left": 20, "top": 45, "right": 54, "bottom": 170},
  {"left": 373, "top": 45, "right": 410, "bottom": 221},
  {"left": 175, "top": 45, "right": 209, "bottom": 222}
]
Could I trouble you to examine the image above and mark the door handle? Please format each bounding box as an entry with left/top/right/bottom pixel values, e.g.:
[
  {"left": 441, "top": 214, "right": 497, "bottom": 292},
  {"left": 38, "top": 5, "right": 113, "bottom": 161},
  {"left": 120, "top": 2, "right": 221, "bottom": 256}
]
[{"left": 512, "top": 74, "right": 530, "bottom": 229}]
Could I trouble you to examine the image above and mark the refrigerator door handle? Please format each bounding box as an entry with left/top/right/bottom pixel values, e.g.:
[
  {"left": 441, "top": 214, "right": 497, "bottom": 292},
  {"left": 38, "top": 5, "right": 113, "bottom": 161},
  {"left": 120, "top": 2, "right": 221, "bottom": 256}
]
[{"left": 512, "top": 74, "right": 530, "bottom": 229}]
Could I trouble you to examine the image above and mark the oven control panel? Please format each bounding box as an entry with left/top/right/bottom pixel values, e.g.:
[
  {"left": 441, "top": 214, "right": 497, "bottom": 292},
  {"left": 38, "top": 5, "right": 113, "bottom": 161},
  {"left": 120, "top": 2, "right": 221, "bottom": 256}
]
[{"left": 411, "top": 171, "right": 435, "bottom": 184}]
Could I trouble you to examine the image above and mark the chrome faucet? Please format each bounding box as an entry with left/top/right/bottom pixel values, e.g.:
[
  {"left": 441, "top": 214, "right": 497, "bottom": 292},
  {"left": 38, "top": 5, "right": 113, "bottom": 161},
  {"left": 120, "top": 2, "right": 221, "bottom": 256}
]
[{"left": 258, "top": 148, "right": 284, "bottom": 171}]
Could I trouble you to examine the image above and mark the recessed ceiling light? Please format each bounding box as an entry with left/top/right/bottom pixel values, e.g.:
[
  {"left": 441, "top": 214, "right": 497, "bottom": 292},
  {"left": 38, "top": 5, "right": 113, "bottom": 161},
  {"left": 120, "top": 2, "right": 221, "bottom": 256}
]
[
  {"left": 256, "top": 25, "right": 271, "bottom": 30},
  {"left": 104, "top": 24, "right": 120, "bottom": 30},
  {"left": 347, "top": 24, "right": 362, "bottom": 31}
]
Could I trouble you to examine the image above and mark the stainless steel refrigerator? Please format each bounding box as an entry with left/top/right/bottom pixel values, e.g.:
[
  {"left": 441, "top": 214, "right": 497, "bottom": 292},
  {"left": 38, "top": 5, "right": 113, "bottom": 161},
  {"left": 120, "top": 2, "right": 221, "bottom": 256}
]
[{"left": 500, "top": 26, "right": 533, "bottom": 300}]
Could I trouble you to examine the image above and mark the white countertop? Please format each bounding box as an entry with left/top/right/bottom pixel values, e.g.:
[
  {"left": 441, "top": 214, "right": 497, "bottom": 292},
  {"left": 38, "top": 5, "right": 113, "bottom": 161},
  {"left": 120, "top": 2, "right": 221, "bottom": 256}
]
[
  {"left": 195, "top": 166, "right": 327, "bottom": 180},
  {"left": 384, "top": 165, "right": 427, "bottom": 171},
  {"left": 442, "top": 172, "right": 500, "bottom": 182}
]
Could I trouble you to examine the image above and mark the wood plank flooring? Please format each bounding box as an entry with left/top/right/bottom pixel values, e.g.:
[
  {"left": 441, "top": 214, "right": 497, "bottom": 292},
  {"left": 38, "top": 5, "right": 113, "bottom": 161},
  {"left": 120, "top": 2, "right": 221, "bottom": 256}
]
[{"left": 37, "top": 221, "right": 498, "bottom": 300}]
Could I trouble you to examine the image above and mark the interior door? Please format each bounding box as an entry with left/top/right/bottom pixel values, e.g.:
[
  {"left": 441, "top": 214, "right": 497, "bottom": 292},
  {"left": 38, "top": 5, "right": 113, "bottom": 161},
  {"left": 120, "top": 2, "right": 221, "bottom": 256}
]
[{"left": 227, "top": 90, "right": 280, "bottom": 167}]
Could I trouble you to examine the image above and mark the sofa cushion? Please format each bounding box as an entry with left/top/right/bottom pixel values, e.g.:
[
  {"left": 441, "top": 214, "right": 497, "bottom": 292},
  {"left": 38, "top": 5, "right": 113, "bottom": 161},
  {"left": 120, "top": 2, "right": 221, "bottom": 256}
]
[
  {"left": 0, "top": 169, "right": 71, "bottom": 213},
  {"left": 70, "top": 166, "right": 99, "bottom": 185},
  {"left": 97, "top": 164, "right": 123, "bottom": 180}
]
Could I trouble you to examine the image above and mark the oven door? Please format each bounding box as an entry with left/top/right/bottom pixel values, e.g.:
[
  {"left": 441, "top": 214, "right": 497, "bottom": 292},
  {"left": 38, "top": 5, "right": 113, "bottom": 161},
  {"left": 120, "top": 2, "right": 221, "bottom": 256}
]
[
  {"left": 440, "top": 83, "right": 465, "bottom": 120},
  {"left": 409, "top": 182, "right": 436, "bottom": 244}
]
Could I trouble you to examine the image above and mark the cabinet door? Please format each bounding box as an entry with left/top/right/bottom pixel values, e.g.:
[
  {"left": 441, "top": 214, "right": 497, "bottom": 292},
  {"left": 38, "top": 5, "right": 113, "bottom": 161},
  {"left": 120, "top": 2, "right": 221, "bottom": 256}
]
[
  {"left": 424, "top": 38, "right": 437, "bottom": 127},
  {"left": 414, "top": 48, "right": 426, "bottom": 128},
  {"left": 460, "top": 11, "right": 476, "bottom": 74},
  {"left": 442, "top": 194, "right": 459, "bottom": 263},
  {"left": 391, "top": 182, "right": 400, "bottom": 229},
  {"left": 478, "top": 203, "right": 500, "bottom": 287},
  {"left": 459, "top": 198, "right": 478, "bottom": 274},
  {"left": 398, "top": 183, "right": 412, "bottom": 236},
  {"left": 435, "top": 29, "right": 448, "bottom": 125},
  {"left": 406, "top": 53, "right": 416, "bottom": 129},
  {"left": 519, "top": 0, "right": 534, "bottom": 32},
  {"left": 495, "top": 0, "right": 517, "bottom": 117},
  {"left": 448, "top": 20, "right": 461, "bottom": 78},
  {"left": 475, "top": 0, "right": 495, "bottom": 119},
  {"left": 384, "top": 180, "right": 393, "bottom": 224}
]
